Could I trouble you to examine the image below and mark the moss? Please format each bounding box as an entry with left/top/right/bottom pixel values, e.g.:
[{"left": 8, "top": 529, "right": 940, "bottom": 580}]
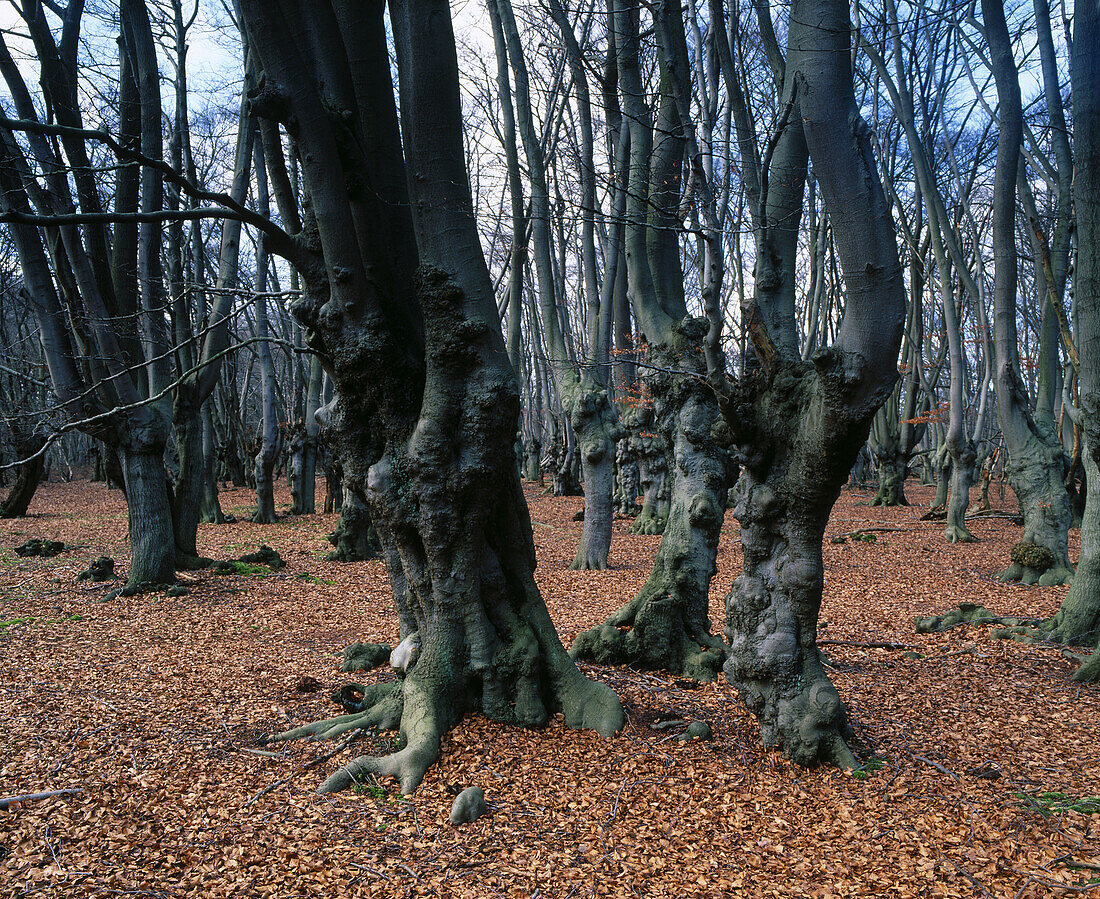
[{"left": 1010, "top": 541, "right": 1056, "bottom": 572}]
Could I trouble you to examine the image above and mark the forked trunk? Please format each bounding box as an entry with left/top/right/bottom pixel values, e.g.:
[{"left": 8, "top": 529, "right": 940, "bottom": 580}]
[
  {"left": 572, "top": 323, "right": 732, "bottom": 680},
  {"left": 243, "top": 0, "right": 623, "bottom": 793}
]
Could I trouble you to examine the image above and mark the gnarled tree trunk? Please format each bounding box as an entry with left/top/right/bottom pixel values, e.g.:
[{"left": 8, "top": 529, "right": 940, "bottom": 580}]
[{"left": 240, "top": 0, "right": 622, "bottom": 793}]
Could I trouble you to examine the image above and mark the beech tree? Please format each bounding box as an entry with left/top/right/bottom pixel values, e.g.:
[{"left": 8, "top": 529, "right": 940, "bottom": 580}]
[
  {"left": 570, "top": 0, "right": 733, "bottom": 681},
  {"left": 1062, "top": 0, "right": 1100, "bottom": 672},
  {"left": 720, "top": 0, "right": 906, "bottom": 765},
  {"left": 237, "top": 0, "right": 622, "bottom": 793}
]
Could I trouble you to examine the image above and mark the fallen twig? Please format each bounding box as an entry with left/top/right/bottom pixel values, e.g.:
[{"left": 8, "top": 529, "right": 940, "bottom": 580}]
[
  {"left": 0, "top": 788, "right": 84, "bottom": 810},
  {"left": 242, "top": 728, "right": 362, "bottom": 809},
  {"left": 819, "top": 640, "right": 916, "bottom": 650},
  {"left": 912, "top": 755, "right": 959, "bottom": 780}
]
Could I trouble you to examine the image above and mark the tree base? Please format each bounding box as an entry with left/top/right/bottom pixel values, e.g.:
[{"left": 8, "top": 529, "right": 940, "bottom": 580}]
[
  {"left": 630, "top": 508, "right": 666, "bottom": 535},
  {"left": 725, "top": 648, "right": 858, "bottom": 768},
  {"left": 944, "top": 523, "right": 976, "bottom": 544},
  {"left": 995, "top": 562, "right": 1074, "bottom": 587},
  {"left": 571, "top": 590, "right": 728, "bottom": 683},
  {"left": 570, "top": 551, "right": 609, "bottom": 571}
]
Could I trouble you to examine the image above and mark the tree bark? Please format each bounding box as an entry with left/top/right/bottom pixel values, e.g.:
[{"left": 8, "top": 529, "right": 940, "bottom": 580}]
[
  {"left": 721, "top": 0, "right": 906, "bottom": 765},
  {"left": 240, "top": 0, "right": 622, "bottom": 793}
]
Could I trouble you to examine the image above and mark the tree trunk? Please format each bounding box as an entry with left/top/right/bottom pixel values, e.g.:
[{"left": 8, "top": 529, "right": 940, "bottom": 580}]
[
  {"left": 326, "top": 491, "right": 380, "bottom": 562},
  {"left": 724, "top": 362, "right": 871, "bottom": 767},
  {"left": 1047, "top": 0, "right": 1100, "bottom": 647},
  {"left": 119, "top": 445, "right": 175, "bottom": 589},
  {"left": 613, "top": 435, "right": 640, "bottom": 518},
  {"left": 871, "top": 450, "right": 909, "bottom": 506},
  {"left": 240, "top": 0, "right": 622, "bottom": 793},
  {"left": 722, "top": 0, "right": 906, "bottom": 765},
  {"left": 572, "top": 323, "right": 732, "bottom": 680},
  {"left": 200, "top": 406, "right": 226, "bottom": 524},
  {"left": 984, "top": 0, "right": 1073, "bottom": 586},
  {"left": 944, "top": 438, "right": 977, "bottom": 543},
  {"left": 570, "top": 388, "right": 619, "bottom": 570},
  {"left": 0, "top": 433, "right": 45, "bottom": 518},
  {"left": 170, "top": 393, "right": 205, "bottom": 560}
]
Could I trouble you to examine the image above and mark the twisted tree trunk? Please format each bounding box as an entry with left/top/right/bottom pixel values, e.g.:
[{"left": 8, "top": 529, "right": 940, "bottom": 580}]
[{"left": 240, "top": 0, "right": 622, "bottom": 793}]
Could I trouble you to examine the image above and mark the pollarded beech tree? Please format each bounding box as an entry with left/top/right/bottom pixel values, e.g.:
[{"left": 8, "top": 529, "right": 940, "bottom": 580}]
[
  {"left": 984, "top": 0, "right": 1075, "bottom": 586},
  {"left": 236, "top": 0, "right": 622, "bottom": 794},
  {"left": 719, "top": 0, "right": 906, "bottom": 765},
  {"left": 570, "top": 0, "right": 733, "bottom": 682},
  {"left": 1044, "top": 0, "right": 1100, "bottom": 660}
]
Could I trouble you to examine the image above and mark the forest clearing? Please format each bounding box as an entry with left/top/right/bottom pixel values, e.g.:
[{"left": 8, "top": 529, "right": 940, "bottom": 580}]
[{"left": 1, "top": 478, "right": 1096, "bottom": 899}]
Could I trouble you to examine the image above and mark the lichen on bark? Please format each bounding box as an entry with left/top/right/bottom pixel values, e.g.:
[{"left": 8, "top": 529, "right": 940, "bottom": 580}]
[
  {"left": 572, "top": 321, "right": 732, "bottom": 681},
  {"left": 720, "top": 358, "right": 876, "bottom": 768}
]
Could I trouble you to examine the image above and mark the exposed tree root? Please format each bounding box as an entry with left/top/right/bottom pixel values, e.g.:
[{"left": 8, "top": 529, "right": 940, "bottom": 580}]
[
  {"left": 269, "top": 681, "right": 404, "bottom": 745},
  {"left": 915, "top": 604, "right": 1100, "bottom": 682},
  {"left": 944, "top": 523, "right": 976, "bottom": 544},
  {"left": 995, "top": 561, "right": 1074, "bottom": 587},
  {"left": 571, "top": 591, "right": 729, "bottom": 683}
]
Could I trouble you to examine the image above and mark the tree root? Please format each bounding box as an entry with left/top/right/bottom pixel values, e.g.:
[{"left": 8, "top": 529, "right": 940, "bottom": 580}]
[
  {"left": 571, "top": 592, "right": 729, "bottom": 682},
  {"left": 570, "top": 550, "right": 609, "bottom": 571},
  {"left": 267, "top": 681, "right": 403, "bottom": 743},
  {"left": 944, "top": 523, "right": 976, "bottom": 544},
  {"left": 1073, "top": 649, "right": 1100, "bottom": 683},
  {"left": 915, "top": 603, "right": 1100, "bottom": 683},
  {"left": 995, "top": 562, "right": 1074, "bottom": 587}
]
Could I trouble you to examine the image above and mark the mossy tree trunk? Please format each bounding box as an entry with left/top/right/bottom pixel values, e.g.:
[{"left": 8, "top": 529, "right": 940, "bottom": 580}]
[
  {"left": 613, "top": 429, "right": 641, "bottom": 518},
  {"left": 985, "top": 0, "right": 1073, "bottom": 587},
  {"left": 724, "top": 361, "right": 884, "bottom": 766},
  {"left": 573, "top": 326, "right": 731, "bottom": 679},
  {"left": 240, "top": 0, "right": 622, "bottom": 793},
  {"left": 720, "top": 0, "right": 906, "bottom": 765},
  {"left": 326, "top": 491, "right": 379, "bottom": 562}
]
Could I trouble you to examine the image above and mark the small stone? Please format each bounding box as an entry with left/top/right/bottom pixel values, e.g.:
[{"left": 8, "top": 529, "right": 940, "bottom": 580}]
[
  {"left": 449, "top": 786, "right": 488, "bottom": 825},
  {"left": 679, "top": 720, "right": 713, "bottom": 742},
  {"left": 390, "top": 632, "right": 421, "bottom": 674},
  {"left": 902, "top": 651, "right": 924, "bottom": 660}
]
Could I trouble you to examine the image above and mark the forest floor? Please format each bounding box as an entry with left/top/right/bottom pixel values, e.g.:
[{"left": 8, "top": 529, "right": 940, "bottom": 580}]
[{"left": 0, "top": 478, "right": 1097, "bottom": 898}]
